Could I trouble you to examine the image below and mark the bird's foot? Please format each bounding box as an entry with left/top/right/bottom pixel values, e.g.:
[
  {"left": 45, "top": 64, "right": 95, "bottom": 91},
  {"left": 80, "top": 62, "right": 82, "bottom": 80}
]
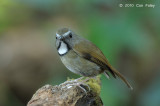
[
  {"left": 77, "top": 77, "right": 91, "bottom": 91},
  {"left": 70, "top": 77, "right": 91, "bottom": 94},
  {"left": 75, "top": 77, "right": 85, "bottom": 81},
  {"left": 65, "top": 77, "right": 92, "bottom": 94},
  {"left": 75, "top": 81, "right": 90, "bottom": 95}
]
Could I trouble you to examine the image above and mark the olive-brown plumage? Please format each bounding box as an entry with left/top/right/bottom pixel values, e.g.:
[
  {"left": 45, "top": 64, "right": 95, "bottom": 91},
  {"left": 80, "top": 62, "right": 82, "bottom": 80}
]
[{"left": 56, "top": 28, "right": 133, "bottom": 89}]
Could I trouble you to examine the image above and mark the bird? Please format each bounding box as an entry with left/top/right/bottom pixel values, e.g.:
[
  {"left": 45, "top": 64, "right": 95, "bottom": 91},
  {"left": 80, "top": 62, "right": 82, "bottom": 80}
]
[{"left": 55, "top": 28, "right": 133, "bottom": 90}]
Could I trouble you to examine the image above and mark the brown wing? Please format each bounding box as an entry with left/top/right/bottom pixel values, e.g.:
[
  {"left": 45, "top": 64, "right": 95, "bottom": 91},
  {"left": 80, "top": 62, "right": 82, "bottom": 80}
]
[
  {"left": 73, "top": 40, "right": 133, "bottom": 89},
  {"left": 73, "top": 40, "right": 116, "bottom": 78}
]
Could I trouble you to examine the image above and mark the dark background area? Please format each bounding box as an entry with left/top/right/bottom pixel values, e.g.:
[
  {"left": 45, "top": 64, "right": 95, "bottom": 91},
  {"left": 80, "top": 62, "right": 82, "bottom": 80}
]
[{"left": 0, "top": 0, "right": 160, "bottom": 106}]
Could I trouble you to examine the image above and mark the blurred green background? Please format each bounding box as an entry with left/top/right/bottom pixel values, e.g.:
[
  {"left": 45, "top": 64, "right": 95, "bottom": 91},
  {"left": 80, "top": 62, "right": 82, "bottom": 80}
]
[{"left": 0, "top": 0, "right": 160, "bottom": 106}]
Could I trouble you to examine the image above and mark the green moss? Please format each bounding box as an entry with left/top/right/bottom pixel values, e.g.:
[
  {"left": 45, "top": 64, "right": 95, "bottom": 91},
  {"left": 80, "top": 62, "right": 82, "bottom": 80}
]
[
  {"left": 86, "top": 76, "right": 101, "bottom": 95},
  {"left": 67, "top": 77, "right": 74, "bottom": 81}
]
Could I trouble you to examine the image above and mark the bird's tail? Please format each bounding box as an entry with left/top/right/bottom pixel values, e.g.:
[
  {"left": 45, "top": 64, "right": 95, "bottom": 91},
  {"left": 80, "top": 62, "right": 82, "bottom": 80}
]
[{"left": 104, "top": 66, "right": 133, "bottom": 90}]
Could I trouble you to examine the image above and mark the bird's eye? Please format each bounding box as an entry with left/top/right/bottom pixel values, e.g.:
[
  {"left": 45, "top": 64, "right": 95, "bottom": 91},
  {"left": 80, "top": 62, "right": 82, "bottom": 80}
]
[{"left": 69, "top": 33, "right": 72, "bottom": 38}]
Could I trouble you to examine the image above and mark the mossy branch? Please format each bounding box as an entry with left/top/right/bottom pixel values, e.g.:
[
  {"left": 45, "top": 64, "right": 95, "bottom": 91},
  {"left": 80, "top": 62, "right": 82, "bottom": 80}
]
[{"left": 27, "top": 77, "right": 103, "bottom": 106}]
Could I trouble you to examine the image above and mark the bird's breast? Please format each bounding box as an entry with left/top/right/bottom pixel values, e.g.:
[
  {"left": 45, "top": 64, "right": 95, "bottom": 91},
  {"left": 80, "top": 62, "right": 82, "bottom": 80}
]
[{"left": 60, "top": 50, "right": 103, "bottom": 77}]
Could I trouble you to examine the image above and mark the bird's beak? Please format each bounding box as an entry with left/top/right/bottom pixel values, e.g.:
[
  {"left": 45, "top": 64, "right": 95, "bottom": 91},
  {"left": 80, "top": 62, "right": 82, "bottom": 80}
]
[
  {"left": 56, "top": 33, "right": 64, "bottom": 40},
  {"left": 59, "top": 36, "right": 64, "bottom": 41},
  {"left": 59, "top": 36, "right": 64, "bottom": 40}
]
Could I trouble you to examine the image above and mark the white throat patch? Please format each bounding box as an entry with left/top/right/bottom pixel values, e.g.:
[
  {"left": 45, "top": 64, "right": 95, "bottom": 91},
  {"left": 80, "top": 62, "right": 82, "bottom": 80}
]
[{"left": 58, "top": 41, "right": 68, "bottom": 55}]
